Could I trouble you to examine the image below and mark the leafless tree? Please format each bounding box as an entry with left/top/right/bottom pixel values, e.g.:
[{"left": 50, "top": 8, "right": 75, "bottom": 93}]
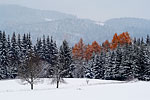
[
  {"left": 50, "top": 54, "right": 68, "bottom": 88},
  {"left": 18, "top": 52, "right": 43, "bottom": 90},
  {"left": 51, "top": 62, "right": 67, "bottom": 88}
]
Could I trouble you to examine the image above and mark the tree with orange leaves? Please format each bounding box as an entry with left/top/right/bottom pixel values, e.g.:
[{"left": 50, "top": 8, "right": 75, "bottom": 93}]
[
  {"left": 110, "top": 32, "right": 131, "bottom": 50},
  {"left": 118, "top": 32, "right": 131, "bottom": 45},
  {"left": 72, "top": 38, "right": 86, "bottom": 78},
  {"left": 84, "top": 41, "right": 101, "bottom": 61},
  {"left": 84, "top": 44, "right": 93, "bottom": 61},
  {"left": 111, "top": 33, "right": 119, "bottom": 50},
  {"left": 91, "top": 41, "right": 101, "bottom": 54},
  {"left": 72, "top": 44, "right": 79, "bottom": 58},
  {"left": 72, "top": 38, "right": 86, "bottom": 60},
  {"left": 102, "top": 40, "right": 110, "bottom": 52}
]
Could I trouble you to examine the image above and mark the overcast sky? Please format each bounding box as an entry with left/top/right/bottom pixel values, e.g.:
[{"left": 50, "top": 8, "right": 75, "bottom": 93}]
[{"left": 0, "top": 0, "right": 149, "bottom": 21}]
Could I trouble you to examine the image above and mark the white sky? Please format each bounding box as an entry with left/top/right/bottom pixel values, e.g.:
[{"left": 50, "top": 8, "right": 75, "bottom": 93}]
[{"left": 0, "top": 0, "right": 150, "bottom": 21}]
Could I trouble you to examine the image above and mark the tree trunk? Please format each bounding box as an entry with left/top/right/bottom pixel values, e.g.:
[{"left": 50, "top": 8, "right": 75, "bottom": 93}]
[
  {"left": 56, "top": 80, "right": 59, "bottom": 88},
  {"left": 31, "top": 77, "right": 34, "bottom": 90},
  {"left": 31, "top": 83, "right": 33, "bottom": 90}
]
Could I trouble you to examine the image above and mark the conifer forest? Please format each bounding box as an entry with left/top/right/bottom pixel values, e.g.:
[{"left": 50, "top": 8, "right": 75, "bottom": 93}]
[{"left": 0, "top": 31, "right": 150, "bottom": 82}]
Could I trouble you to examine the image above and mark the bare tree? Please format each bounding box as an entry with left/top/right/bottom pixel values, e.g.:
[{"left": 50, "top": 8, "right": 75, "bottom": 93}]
[
  {"left": 18, "top": 52, "right": 42, "bottom": 90},
  {"left": 50, "top": 49, "right": 72, "bottom": 88},
  {"left": 51, "top": 58, "right": 66, "bottom": 88}
]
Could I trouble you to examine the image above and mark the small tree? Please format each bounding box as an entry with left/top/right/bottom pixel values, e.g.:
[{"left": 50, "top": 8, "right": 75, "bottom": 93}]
[
  {"left": 51, "top": 63, "right": 66, "bottom": 88},
  {"left": 18, "top": 52, "right": 42, "bottom": 90},
  {"left": 51, "top": 41, "right": 71, "bottom": 88}
]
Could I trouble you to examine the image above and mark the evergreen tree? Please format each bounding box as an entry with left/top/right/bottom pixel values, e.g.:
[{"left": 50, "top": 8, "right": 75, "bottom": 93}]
[
  {"left": 104, "top": 50, "right": 112, "bottom": 80},
  {"left": 132, "top": 38, "right": 141, "bottom": 79},
  {"left": 21, "top": 34, "right": 28, "bottom": 60},
  {"left": 93, "top": 52, "right": 105, "bottom": 79},
  {"left": 45, "top": 36, "right": 51, "bottom": 62},
  {"left": 9, "top": 32, "right": 19, "bottom": 78},
  {"left": 0, "top": 31, "right": 3, "bottom": 79},
  {"left": 26, "top": 33, "right": 33, "bottom": 54},
  {"left": 146, "top": 35, "right": 150, "bottom": 46},
  {"left": 136, "top": 38, "right": 141, "bottom": 46},
  {"left": 0, "top": 32, "right": 9, "bottom": 79},
  {"left": 17, "top": 34, "right": 22, "bottom": 65},
  {"left": 42, "top": 35, "right": 46, "bottom": 60},
  {"left": 47, "top": 37, "right": 59, "bottom": 77},
  {"left": 119, "top": 44, "right": 134, "bottom": 80},
  {"left": 7, "top": 35, "right": 12, "bottom": 78},
  {"left": 139, "top": 41, "right": 150, "bottom": 81},
  {"left": 59, "top": 40, "right": 73, "bottom": 78},
  {"left": 104, "top": 51, "right": 116, "bottom": 80},
  {"left": 35, "top": 38, "right": 43, "bottom": 58},
  {"left": 85, "top": 54, "right": 95, "bottom": 79},
  {"left": 114, "top": 44, "right": 122, "bottom": 80}
]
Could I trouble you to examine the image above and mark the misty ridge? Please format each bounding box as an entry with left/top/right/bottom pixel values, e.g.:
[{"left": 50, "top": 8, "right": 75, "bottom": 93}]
[{"left": 0, "top": 4, "right": 150, "bottom": 45}]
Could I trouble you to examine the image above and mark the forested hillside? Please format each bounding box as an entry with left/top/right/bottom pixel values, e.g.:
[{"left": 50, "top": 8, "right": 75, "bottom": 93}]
[{"left": 1, "top": 5, "right": 150, "bottom": 45}]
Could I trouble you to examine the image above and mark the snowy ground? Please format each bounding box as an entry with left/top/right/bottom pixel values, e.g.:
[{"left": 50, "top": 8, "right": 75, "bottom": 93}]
[{"left": 0, "top": 78, "right": 149, "bottom": 100}]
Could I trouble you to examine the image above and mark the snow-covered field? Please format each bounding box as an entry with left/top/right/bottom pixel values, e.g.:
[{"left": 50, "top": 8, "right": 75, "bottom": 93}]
[{"left": 0, "top": 78, "right": 149, "bottom": 100}]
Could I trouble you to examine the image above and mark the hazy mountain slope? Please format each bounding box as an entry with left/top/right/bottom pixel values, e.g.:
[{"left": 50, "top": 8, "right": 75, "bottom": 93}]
[
  {"left": 0, "top": 5, "right": 150, "bottom": 45},
  {"left": 0, "top": 5, "right": 76, "bottom": 24},
  {"left": 105, "top": 18, "right": 150, "bottom": 38}
]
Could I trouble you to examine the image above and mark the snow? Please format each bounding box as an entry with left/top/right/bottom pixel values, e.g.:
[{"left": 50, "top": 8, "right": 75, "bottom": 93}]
[
  {"left": 95, "top": 21, "right": 105, "bottom": 26},
  {"left": 0, "top": 78, "right": 149, "bottom": 100},
  {"left": 45, "top": 18, "right": 53, "bottom": 22}
]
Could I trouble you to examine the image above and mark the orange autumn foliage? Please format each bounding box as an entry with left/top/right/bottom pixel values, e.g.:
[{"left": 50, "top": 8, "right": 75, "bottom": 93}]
[
  {"left": 72, "top": 44, "right": 79, "bottom": 58},
  {"left": 91, "top": 41, "right": 101, "bottom": 54},
  {"left": 110, "top": 32, "right": 131, "bottom": 50},
  {"left": 72, "top": 39, "right": 101, "bottom": 61},
  {"left": 72, "top": 32, "right": 131, "bottom": 60},
  {"left": 118, "top": 32, "right": 131, "bottom": 45},
  {"left": 111, "top": 33, "right": 120, "bottom": 49},
  {"left": 84, "top": 41, "right": 101, "bottom": 60},
  {"left": 84, "top": 44, "right": 93, "bottom": 61},
  {"left": 72, "top": 38, "right": 86, "bottom": 60},
  {"left": 102, "top": 40, "right": 111, "bottom": 52}
]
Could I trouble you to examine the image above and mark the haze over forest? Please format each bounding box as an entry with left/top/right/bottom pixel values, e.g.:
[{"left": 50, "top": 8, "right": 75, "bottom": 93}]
[{"left": 0, "top": 0, "right": 150, "bottom": 21}]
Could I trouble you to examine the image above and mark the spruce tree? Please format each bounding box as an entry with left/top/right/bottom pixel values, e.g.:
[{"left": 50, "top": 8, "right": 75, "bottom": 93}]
[
  {"left": 45, "top": 36, "right": 51, "bottom": 62},
  {"left": 21, "top": 34, "right": 28, "bottom": 60},
  {"left": 0, "top": 31, "right": 3, "bottom": 79},
  {"left": 93, "top": 52, "right": 105, "bottom": 79},
  {"left": 58, "top": 40, "right": 73, "bottom": 78},
  {"left": 119, "top": 44, "right": 134, "bottom": 80},
  {"left": 104, "top": 51, "right": 116, "bottom": 80},
  {"left": 26, "top": 33, "right": 33, "bottom": 54},
  {"left": 35, "top": 38, "right": 43, "bottom": 58},
  {"left": 47, "top": 37, "right": 59, "bottom": 77},
  {"left": 85, "top": 54, "right": 95, "bottom": 79},
  {"left": 41, "top": 35, "right": 46, "bottom": 60},
  {"left": 9, "top": 33, "right": 19, "bottom": 78},
  {"left": 104, "top": 50, "right": 112, "bottom": 80},
  {"left": 0, "top": 32, "right": 9, "bottom": 79},
  {"left": 139, "top": 40, "right": 150, "bottom": 81},
  {"left": 146, "top": 35, "right": 150, "bottom": 46},
  {"left": 114, "top": 44, "right": 122, "bottom": 80}
]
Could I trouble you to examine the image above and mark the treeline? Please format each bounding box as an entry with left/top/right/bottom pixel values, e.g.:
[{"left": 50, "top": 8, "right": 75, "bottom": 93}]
[
  {"left": 72, "top": 32, "right": 131, "bottom": 61},
  {"left": 85, "top": 38, "right": 150, "bottom": 81},
  {"left": 0, "top": 31, "right": 73, "bottom": 80},
  {"left": 72, "top": 32, "right": 150, "bottom": 81},
  {"left": 0, "top": 30, "right": 150, "bottom": 83}
]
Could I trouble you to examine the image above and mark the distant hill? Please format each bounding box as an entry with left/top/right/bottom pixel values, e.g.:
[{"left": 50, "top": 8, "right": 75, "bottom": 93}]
[
  {"left": 0, "top": 5, "right": 150, "bottom": 45},
  {"left": 105, "top": 18, "right": 150, "bottom": 39}
]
